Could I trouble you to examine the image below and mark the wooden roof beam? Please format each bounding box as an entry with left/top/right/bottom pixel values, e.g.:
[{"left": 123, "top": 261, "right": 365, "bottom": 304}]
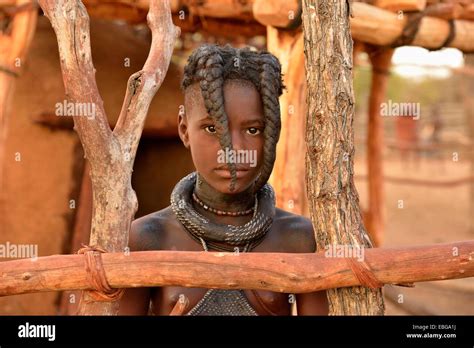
[
  {"left": 351, "top": 2, "right": 474, "bottom": 52},
  {"left": 78, "top": 1, "right": 474, "bottom": 52}
]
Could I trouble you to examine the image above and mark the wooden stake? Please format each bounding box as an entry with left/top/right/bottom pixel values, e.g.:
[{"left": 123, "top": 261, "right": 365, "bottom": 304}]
[
  {"left": 267, "top": 27, "right": 308, "bottom": 216},
  {"left": 366, "top": 47, "right": 394, "bottom": 247}
]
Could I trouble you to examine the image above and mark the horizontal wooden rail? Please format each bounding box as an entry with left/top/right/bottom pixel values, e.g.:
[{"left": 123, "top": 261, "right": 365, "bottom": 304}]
[{"left": 0, "top": 241, "right": 472, "bottom": 297}]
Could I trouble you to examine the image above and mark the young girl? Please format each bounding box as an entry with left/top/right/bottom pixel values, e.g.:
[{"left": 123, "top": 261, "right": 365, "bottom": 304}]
[{"left": 118, "top": 44, "right": 328, "bottom": 315}]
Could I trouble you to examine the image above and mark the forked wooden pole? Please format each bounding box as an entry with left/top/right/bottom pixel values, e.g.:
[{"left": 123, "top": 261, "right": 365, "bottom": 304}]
[{"left": 37, "top": 0, "right": 179, "bottom": 315}]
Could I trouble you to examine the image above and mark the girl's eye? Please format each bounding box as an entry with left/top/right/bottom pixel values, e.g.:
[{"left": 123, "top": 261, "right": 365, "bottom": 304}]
[
  {"left": 205, "top": 125, "right": 216, "bottom": 134},
  {"left": 246, "top": 127, "right": 261, "bottom": 135}
]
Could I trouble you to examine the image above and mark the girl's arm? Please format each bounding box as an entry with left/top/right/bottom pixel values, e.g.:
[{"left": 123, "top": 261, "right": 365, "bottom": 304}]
[
  {"left": 117, "top": 218, "right": 154, "bottom": 315},
  {"left": 118, "top": 287, "right": 151, "bottom": 315},
  {"left": 296, "top": 291, "right": 329, "bottom": 315}
]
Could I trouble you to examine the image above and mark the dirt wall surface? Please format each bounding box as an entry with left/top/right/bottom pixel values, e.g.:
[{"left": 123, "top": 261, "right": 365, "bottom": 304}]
[{"left": 0, "top": 17, "right": 191, "bottom": 314}]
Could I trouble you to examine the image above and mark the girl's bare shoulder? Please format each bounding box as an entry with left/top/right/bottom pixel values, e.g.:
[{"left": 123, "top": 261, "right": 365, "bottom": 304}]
[
  {"left": 270, "top": 208, "right": 317, "bottom": 253},
  {"left": 128, "top": 206, "right": 179, "bottom": 251}
]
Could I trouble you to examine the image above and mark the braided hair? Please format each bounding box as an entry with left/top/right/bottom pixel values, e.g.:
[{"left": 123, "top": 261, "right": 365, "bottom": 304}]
[{"left": 181, "top": 44, "right": 285, "bottom": 193}]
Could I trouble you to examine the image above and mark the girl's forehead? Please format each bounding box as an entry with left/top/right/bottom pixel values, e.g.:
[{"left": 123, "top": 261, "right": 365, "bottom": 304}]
[
  {"left": 184, "top": 80, "right": 262, "bottom": 118},
  {"left": 224, "top": 78, "right": 257, "bottom": 90}
]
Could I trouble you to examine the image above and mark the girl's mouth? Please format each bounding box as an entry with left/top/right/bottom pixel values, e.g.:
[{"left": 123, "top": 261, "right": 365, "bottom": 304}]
[{"left": 214, "top": 167, "right": 249, "bottom": 179}]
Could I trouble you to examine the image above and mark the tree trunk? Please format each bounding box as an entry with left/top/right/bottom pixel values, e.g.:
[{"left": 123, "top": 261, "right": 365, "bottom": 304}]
[
  {"left": 301, "top": 0, "right": 385, "bottom": 315},
  {"left": 38, "top": 0, "right": 179, "bottom": 315}
]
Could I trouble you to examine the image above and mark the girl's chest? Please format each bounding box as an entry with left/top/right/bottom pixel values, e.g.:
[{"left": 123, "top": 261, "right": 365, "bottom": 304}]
[{"left": 152, "top": 286, "right": 292, "bottom": 316}]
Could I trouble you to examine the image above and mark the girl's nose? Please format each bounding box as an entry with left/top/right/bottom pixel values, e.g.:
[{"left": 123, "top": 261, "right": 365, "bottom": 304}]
[{"left": 230, "top": 129, "right": 246, "bottom": 151}]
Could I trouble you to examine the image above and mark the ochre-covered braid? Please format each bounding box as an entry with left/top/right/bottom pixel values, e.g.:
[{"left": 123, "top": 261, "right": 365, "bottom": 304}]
[
  {"left": 255, "top": 53, "right": 283, "bottom": 190},
  {"left": 182, "top": 44, "right": 284, "bottom": 193},
  {"left": 198, "top": 45, "right": 237, "bottom": 191}
]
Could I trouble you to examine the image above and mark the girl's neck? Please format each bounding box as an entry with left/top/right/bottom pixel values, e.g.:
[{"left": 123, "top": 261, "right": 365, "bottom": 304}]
[{"left": 193, "top": 172, "right": 255, "bottom": 212}]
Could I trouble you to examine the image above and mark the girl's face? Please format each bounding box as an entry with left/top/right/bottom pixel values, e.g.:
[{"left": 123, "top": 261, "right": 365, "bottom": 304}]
[{"left": 179, "top": 80, "right": 265, "bottom": 194}]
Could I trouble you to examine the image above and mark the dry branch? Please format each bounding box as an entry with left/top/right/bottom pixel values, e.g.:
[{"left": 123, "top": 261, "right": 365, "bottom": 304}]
[
  {"left": 39, "top": 0, "right": 114, "bottom": 166},
  {"left": 37, "top": 0, "right": 179, "bottom": 315},
  {"left": 0, "top": 241, "right": 472, "bottom": 297}
]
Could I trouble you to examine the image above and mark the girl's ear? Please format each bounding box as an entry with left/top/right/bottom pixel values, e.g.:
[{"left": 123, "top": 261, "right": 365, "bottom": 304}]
[{"left": 178, "top": 113, "right": 190, "bottom": 149}]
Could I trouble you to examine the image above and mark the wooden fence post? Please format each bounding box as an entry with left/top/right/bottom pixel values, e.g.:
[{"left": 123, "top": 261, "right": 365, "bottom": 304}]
[{"left": 302, "top": 0, "right": 385, "bottom": 315}]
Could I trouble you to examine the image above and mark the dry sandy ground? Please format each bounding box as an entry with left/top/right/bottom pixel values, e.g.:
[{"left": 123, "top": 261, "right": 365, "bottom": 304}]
[{"left": 354, "top": 155, "right": 474, "bottom": 315}]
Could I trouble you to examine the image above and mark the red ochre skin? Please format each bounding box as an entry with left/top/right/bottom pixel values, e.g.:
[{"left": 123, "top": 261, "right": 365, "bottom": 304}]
[{"left": 118, "top": 80, "right": 329, "bottom": 316}]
